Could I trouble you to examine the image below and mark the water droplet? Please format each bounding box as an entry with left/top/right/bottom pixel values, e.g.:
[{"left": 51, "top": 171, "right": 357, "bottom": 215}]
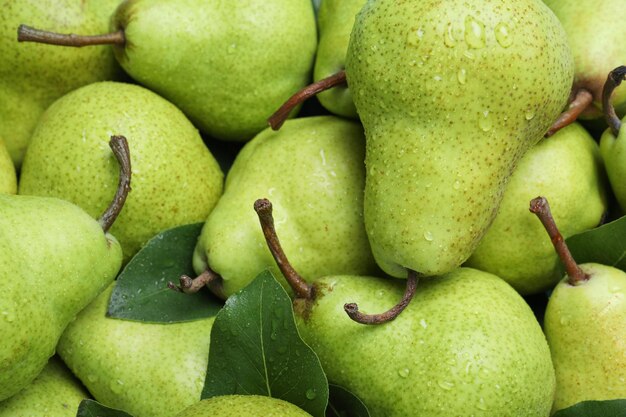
[
  {"left": 457, "top": 68, "right": 467, "bottom": 84},
  {"left": 478, "top": 110, "right": 493, "bottom": 132},
  {"left": 453, "top": 180, "right": 461, "bottom": 190},
  {"left": 433, "top": 75, "right": 442, "bottom": 81},
  {"left": 420, "top": 319, "right": 428, "bottom": 329},
  {"left": 525, "top": 110, "right": 535, "bottom": 120},
  {"left": 444, "top": 23, "right": 456, "bottom": 47},
  {"left": 476, "top": 397, "right": 488, "bottom": 410},
  {"left": 376, "top": 289, "right": 386, "bottom": 298},
  {"left": 559, "top": 316, "right": 569, "bottom": 325},
  {"left": 610, "top": 286, "right": 623, "bottom": 293},
  {"left": 463, "top": 50, "right": 475, "bottom": 60},
  {"left": 398, "top": 368, "right": 410, "bottom": 378},
  {"left": 438, "top": 380, "right": 455, "bottom": 390},
  {"left": 110, "top": 379, "right": 124, "bottom": 394},
  {"left": 464, "top": 16, "right": 486, "bottom": 49},
  {"left": 87, "top": 374, "right": 98, "bottom": 383},
  {"left": 1, "top": 311, "right": 14, "bottom": 323},
  {"left": 407, "top": 27, "right": 425, "bottom": 46},
  {"left": 423, "top": 231, "right": 434, "bottom": 241},
  {"left": 495, "top": 22, "right": 512, "bottom": 48},
  {"left": 305, "top": 388, "right": 317, "bottom": 400}
]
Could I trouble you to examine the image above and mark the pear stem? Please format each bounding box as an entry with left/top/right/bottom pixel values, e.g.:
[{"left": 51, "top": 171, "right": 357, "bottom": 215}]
[
  {"left": 529, "top": 196, "right": 588, "bottom": 285},
  {"left": 17, "top": 24, "right": 125, "bottom": 47},
  {"left": 343, "top": 270, "right": 418, "bottom": 325},
  {"left": 544, "top": 89, "right": 593, "bottom": 137},
  {"left": 98, "top": 135, "right": 132, "bottom": 234},
  {"left": 267, "top": 70, "right": 347, "bottom": 130},
  {"left": 167, "top": 268, "right": 224, "bottom": 298},
  {"left": 603, "top": 66, "right": 626, "bottom": 137},
  {"left": 253, "top": 198, "right": 313, "bottom": 300}
]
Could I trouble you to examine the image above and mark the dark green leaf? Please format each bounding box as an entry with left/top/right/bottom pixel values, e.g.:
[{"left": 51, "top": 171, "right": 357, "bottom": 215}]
[
  {"left": 203, "top": 270, "right": 328, "bottom": 417},
  {"left": 326, "top": 384, "right": 371, "bottom": 417},
  {"left": 107, "top": 223, "right": 222, "bottom": 323},
  {"left": 567, "top": 215, "right": 626, "bottom": 271},
  {"left": 553, "top": 399, "right": 626, "bottom": 416},
  {"left": 76, "top": 399, "right": 134, "bottom": 417}
]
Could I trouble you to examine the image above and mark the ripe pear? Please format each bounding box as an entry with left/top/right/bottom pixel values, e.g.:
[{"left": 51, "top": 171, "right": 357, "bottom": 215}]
[
  {"left": 314, "top": 0, "right": 365, "bottom": 118},
  {"left": 346, "top": 0, "right": 573, "bottom": 278},
  {"left": 543, "top": 0, "right": 626, "bottom": 119},
  {"left": 58, "top": 283, "right": 215, "bottom": 417},
  {"left": 600, "top": 116, "right": 626, "bottom": 212},
  {"left": 466, "top": 122, "right": 607, "bottom": 294},
  {"left": 19, "top": 81, "right": 224, "bottom": 261},
  {"left": 0, "top": 194, "right": 122, "bottom": 401},
  {"left": 0, "top": 357, "right": 89, "bottom": 417},
  {"left": 193, "top": 116, "right": 378, "bottom": 298},
  {"left": 0, "top": 0, "right": 122, "bottom": 166},
  {"left": 0, "top": 139, "right": 16, "bottom": 194},
  {"left": 175, "top": 395, "right": 313, "bottom": 417}
]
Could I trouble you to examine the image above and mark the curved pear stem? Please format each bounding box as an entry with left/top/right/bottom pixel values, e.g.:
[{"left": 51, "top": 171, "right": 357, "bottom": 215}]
[
  {"left": 17, "top": 24, "right": 125, "bottom": 47},
  {"left": 168, "top": 268, "right": 225, "bottom": 299},
  {"left": 98, "top": 135, "right": 132, "bottom": 233},
  {"left": 268, "top": 70, "right": 347, "bottom": 130},
  {"left": 544, "top": 89, "right": 593, "bottom": 137},
  {"left": 253, "top": 198, "right": 313, "bottom": 300},
  {"left": 603, "top": 66, "right": 626, "bottom": 137},
  {"left": 344, "top": 270, "right": 418, "bottom": 325},
  {"left": 529, "top": 196, "right": 588, "bottom": 286}
]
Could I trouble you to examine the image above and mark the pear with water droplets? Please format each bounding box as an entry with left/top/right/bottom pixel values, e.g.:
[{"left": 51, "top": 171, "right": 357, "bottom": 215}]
[
  {"left": 346, "top": 0, "right": 573, "bottom": 278},
  {"left": 174, "top": 395, "right": 313, "bottom": 417}
]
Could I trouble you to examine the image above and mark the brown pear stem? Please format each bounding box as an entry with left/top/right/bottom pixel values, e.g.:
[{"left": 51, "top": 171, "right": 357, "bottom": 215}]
[
  {"left": 268, "top": 70, "right": 347, "bottom": 130},
  {"left": 529, "top": 196, "right": 588, "bottom": 285},
  {"left": 253, "top": 198, "right": 313, "bottom": 300},
  {"left": 344, "top": 270, "right": 418, "bottom": 325},
  {"left": 544, "top": 89, "right": 594, "bottom": 137},
  {"left": 603, "top": 66, "right": 626, "bottom": 137},
  {"left": 167, "top": 268, "right": 223, "bottom": 298},
  {"left": 17, "top": 24, "right": 125, "bottom": 47},
  {"left": 98, "top": 135, "right": 132, "bottom": 233}
]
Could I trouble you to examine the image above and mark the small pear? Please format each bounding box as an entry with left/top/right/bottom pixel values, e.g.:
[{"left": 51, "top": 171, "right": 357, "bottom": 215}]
[
  {"left": 0, "top": 139, "right": 16, "bottom": 195},
  {"left": 58, "top": 283, "right": 215, "bottom": 417},
  {"left": 466, "top": 122, "right": 607, "bottom": 294},
  {"left": 0, "top": 357, "right": 89, "bottom": 417},
  {"left": 174, "top": 395, "right": 312, "bottom": 417}
]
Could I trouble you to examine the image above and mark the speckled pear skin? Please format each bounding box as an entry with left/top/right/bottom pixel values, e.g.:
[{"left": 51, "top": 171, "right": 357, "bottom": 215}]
[
  {"left": 0, "top": 139, "right": 16, "bottom": 195},
  {"left": 175, "top": 395, "right": 313, "bottom": 417},
  {"left": 600, "top": 120, "right": 626, "bottom": 212},
  {"left": 0, "top": 194, "right": 122, "bottom": 402},
  {"left": 0, "top": 0, "right": 122, "bottom": 166},
  {"left": 111, "top": 0, "right": 317, "bottom": 142},
  {"left": 0, "top": 357, "right": 89, "bottom": 417},
  {"left": 57, "top": 283, "right": 215, "bottom": 417},
  {"left": 295, "top": 268, "right": 555, "bottom": 417},
  {"left": 466, "top": 123, "right": 607, "bottom": 294},
  {"left": 19, "top": 81, "right": 224, "bottom": 261},
  {"left": 314, "top": 0, "right": 366, "bottom": 118},
  {"left": 346, "top": 0, "right": 573, "bottom": 278},
  {"left": 193, "top": 116, "right": 378, "bottom": 297},
  {"left": 544, "top": 263, "right": 626, "bottom": 413},
  {"left": 544, "top": 0, "right": 626, "bottom": 119}
]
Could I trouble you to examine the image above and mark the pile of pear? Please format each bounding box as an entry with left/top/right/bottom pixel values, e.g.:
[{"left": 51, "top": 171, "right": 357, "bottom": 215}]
[{"left": 1, "top": 0, "right": 626, "bottom": 416}]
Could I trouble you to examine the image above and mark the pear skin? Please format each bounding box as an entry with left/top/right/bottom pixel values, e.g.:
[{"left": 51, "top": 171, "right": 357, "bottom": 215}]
[
  {"left": 0, "top": 139, "right": 16, "bottom": 194},
  {"left": 175, "top": 395, "right": 312, "bottom": 417}
]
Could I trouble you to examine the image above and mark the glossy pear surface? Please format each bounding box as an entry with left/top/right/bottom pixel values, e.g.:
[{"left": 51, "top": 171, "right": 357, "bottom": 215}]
[
  {"left": 600, "top": 121, "right": 626, "bottom": 212},
  {"left": 193, "top": 116, "right": 377, "bottom": 297},
  {"left": 58, "top": 283, "right": 215, "bottom": 417},
  {"left": 0, "top": 0, "right": 121, "bottom": 166},
  {"left": 0, "top": 357, "right": 88, "bottom": 417},
  {"left": 0, "top": 139, "right": 16, "bottom": 194},
  {"left": 544, "top": 263, "right": 626, "bottom": 412},
  {"left": 466, "top": 123, "right": 607, "bottom": 294},
  {"left": 175, "top": 395, "right": 312, "bottom": 417},
  {"left": 346, "top": 0, "right": 573, "bottom": 278},
  {"left": 296, "top": 268, "right": 555, "bottom": 416},
  {"left": 314, "top": 0, "right": 365, "bottom": 118},
  {"left": 0, "top": 194, "right": 122, "bottom": 401},
  {"left": 112, "top": 0, "right": 317, "bottom": 141},
  {"left": 19, "top": 81, "right": 223, "bottom": 260}
]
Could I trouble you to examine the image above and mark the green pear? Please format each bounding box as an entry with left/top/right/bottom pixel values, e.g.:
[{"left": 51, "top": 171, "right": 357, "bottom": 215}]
[
  {"left": 0, "top": 194, "right": 122, "bottom": 401},
  {"left": 294, "top": 269, "right": 555, "bottom": 416},
  {"left": 0, "top": 0, "right": 122, "bottom": 166},
  {"left": 19, "top": 81, "right": 224, "bottom": 261},
  {"left": 466, "top": 122, "right": 607, "bottom": 294},
  {"left": 314, "top": 0, "right": 365, "bottom": 118},
  {"left": 0, "top": 139, "right": 16, "bottom": 194},
  {"left": 58, "top": 283, "right": 215, "bottom": 417},
  {"left": 346, "top": 0, "right": 573, "bottom": 278},
  {"left": 543, "top": 0, "right": 626, "bottom": 119},
  {"left": 193, "top": 116, "right": 378, "bottom": 298},
  {"left": 0, "top": 357, "right": 89, "bottom": 417},
  {"left": 175, "top": 395, "right": 313, "bottom": 417},
  {"left": 600, "top": 116, "right": 626, "bottom": 212}
]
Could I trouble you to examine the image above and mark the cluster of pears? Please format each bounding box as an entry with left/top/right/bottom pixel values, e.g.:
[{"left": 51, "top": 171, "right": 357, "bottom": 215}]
[{"left": 1, "top": 0, "right": 626, "bottom": 416}]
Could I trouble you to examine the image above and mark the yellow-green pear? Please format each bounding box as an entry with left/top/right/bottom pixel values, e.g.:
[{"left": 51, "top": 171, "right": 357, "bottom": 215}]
[
  {"left": 600, "top": 115, "right": 626, "bottom": 213},
  {"left": 58, "top": 283, "right": 215, "bottom": 417},
  {"left": 0, "top": 139, "right": 16, "bottom": 194},
  {"left": 175, "top": 395, "right": 313, "bottom": 417},
  {"left": 346, "top": 0, "right": 573, "bottom": 278}
]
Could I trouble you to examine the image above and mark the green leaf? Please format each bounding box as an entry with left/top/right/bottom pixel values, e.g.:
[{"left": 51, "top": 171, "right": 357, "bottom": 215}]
[
  {"left": 553, "top": 399, "right": 626, "bottom": 416},
  {"left": 567, "top": 215, "right": 626, "bottom": 272},
  {"left": 76, "top": 399, "right": 134, "bottom": 417},
  {"left": 107, "top": 223, "right": 222, "bottom": 323},
  {"left": 202, "top": 270, "right": 329, "bottom": 417},
  {"left": 326, "top": 384, "right": 371, "bottom": 417}
]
